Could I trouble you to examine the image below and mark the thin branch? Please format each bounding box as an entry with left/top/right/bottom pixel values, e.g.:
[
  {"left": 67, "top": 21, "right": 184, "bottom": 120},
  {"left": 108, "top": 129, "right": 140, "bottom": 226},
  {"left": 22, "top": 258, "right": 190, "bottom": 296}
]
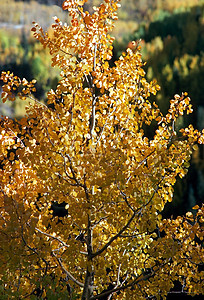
[
  {"left": 54, "top": 172, "right": 69, "bottom": 182},
  {"left": 6, "top": 127, "right": 25, "bottom": 148},
  {"left": 45, "top": 34, "right": 80, "bottom": 62},
  {"left": 21, "top": 227, "right": 49, "bottom": 275},
  {"left": 60, "top": 153, "right": 76, "bottom": 181},
  {"left": 119, "top": 232, "right": 144, "bottom": 238},
  {"left": 83, "top": 173, "right": 90, "bottom": 202},
  {"left": 90, "top": 211, "right": 136, "bottom": 259},
  {"left": 90, "top": 261, "right": 169, "bottom": 300},
  {"left": 90, "top": 43, "right": 98, "bottom": 140},
  {"left": 91, "top": 174, "right": 165, "bottom": 259},
  {"left": 138, "top": 175, "right": 165, "bottom": 212},
  {"left": 65, "top": 153, "right": 84, "bottom": 187},
  {"left": 45, "top": 125, "right": 56, "bottom": 148},
  {"left": 73, "top": 222, "right": 84, "bottom": 231},
  {"left": 52, "top": 251, "right": 84, "bottom": 287},
  {"left": 93, "top": 43, "right": 97, "bottom": 72},
  {"left": 120, "top": 272, "right": 129, "bottom": 286},
  {"left": 92, "top": 217, "right": 107, "bottom": 229},
  {"left": 67, "top": 93, "right": 75, "bottom": 133},
  {"left": 90, "top": 97, "right": 96, "bottom": 140},
  {"left": 17, "top": 266, "right": 22, "bottom": 292},
  {"left": 42, "top": 126, "right": 84, "bottom": 187},
  {"left": 27, "top": 94, "right": 49, "bottom": 109},
  {"left": 116, "top": 264, "right": 121, "bottom": 287},
  {"left": 95, "top": 106, "right": 117, "bottom": 147},
  {"left": 35, "top": 228, "right": 70, "bottom": 248},
  {"left": 182, "top": 254, "right": 203, "bottom": 267},
  {"left": 117, "top": 185, "right": 135, "bottom": 213},
  {"left": 135, "top": 150, "right": 155, "bottom": 171},
  {"left": 80, "top": 251, "right": 88, "bottom": 255}
]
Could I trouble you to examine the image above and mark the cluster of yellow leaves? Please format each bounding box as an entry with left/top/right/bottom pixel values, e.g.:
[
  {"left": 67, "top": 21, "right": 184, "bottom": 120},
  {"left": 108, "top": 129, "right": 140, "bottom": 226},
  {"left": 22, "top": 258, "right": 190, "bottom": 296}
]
[
  {"left": 0, "top": 0, "right": 204, "bottom": 299},
  {"left": 0, "top": 124, "right": 47, "bottom": 296},
  {"left": 1, "top": 71, "right": 36, "bottom": 102}
]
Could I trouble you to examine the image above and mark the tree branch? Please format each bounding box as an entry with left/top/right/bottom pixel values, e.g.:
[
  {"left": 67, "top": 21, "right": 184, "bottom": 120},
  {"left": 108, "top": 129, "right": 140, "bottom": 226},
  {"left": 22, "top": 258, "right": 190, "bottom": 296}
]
[
  {"left": 21, "top": 227, "right": 49, "bottom": 275},
  {"left": 90, "top": 211, "right": 136, "bottom": 259},
  {"left": 90, "top": 175, "right": 165, "bottom": 259},
  {"left": 52, "top": 251, "right": 84, "bottom": 288},
  {"left": 35, "top": 228, "right": 70, "bottom": 248},
  {"left": 90, "top": 261, "right": 169, "bottom": 300},
  {"left": 90, "top": 43, "right": 97, "bottom": 140},
  {"left": 118, "top": 186, "right": 135, "bottom": 213}
]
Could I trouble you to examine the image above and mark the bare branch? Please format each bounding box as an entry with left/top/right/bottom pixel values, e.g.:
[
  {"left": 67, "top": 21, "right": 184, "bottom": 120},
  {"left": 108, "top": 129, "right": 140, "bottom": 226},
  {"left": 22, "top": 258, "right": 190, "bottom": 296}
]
[
  {"left": 119, "top": 232, "right": 144, "bottom": 238},
  {"left": 90, "top": 211, "right": 137, "bottom": 259},
  {"left": 67, "top": 93, "right": 75, "bottom": 133},
  {"left": 35, "top": 228, "right": 70, "bottom": 248},
  {"left": 52, "top": 251, "right": 84, "bottom": 287},
  {"left": 137, "top": 175, "right": 165, "bottom": 212},
  {"left": 60, "top": 153, "right": 76, "bottom": 181},
  {"left": 95, "top": 106, "right": 117, "bottom": 147},
  {"left": 90, "top": 261, "right": 169, "bottom": 300},
  {"left": 92, "top": 217, "right": 107, "bottom": 229},
  {"left": 21, "top": 227, "right": 49, "bottom": 275},
  {"left": 135, "top": 150, "right": 155, "bottom": 171},
  {"left": 117, "top": 185, "right": 135, "bottom": 213},
  {"left": 27, "top": 94, "right": 49, "bottom": 110},
  {"left": 44, "top": 125, "right": 56, "bottom": 148},
  {"left": 90, "top": 43, "right": 98, "bottom": 140},
  {"left": 91, "top": 174, "right": 165, "bottom": 260},
  {"left": 65, "top": 153, "right": 84, "bottom": 187}
]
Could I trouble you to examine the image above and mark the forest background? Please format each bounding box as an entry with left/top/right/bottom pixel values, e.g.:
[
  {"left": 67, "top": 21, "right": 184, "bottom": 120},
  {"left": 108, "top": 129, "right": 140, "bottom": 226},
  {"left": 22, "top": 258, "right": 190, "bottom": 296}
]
[{"left": 0, "top": 0, "right": 204, "bottom": 217}]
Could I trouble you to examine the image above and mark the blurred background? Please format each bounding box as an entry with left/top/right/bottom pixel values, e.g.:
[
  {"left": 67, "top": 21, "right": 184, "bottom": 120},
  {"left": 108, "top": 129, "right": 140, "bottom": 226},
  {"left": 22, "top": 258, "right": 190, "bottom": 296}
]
[{"left": 0, "top": 0, "right": 204, "bottom": 217}]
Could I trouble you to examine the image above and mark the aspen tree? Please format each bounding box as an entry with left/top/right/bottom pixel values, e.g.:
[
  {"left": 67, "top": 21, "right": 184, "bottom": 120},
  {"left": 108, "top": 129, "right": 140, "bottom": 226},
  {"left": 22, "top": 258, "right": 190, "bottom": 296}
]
[{"left": 0, "top": 1, "right": 204, "bottom": 299}]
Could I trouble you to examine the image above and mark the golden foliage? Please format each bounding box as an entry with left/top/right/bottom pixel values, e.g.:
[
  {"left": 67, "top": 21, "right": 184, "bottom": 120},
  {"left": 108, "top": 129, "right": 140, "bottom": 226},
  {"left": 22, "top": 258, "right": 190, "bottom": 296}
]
[{"left": 0, "top": 0, "right": 204, "bottom": 299}]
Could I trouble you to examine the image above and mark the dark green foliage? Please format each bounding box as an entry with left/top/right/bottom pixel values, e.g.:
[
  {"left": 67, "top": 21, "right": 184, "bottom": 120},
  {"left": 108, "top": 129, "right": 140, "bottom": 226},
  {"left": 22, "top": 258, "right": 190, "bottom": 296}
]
[{"left": 143, "top": 5, "right": 203, "bottom": 54}]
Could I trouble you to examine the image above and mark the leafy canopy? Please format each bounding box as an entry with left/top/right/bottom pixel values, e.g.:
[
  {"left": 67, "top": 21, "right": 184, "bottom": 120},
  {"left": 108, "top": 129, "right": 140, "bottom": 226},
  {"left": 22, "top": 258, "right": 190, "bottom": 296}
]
[{"left": 0, "top": 0, "right": 204, "bottom": 299}]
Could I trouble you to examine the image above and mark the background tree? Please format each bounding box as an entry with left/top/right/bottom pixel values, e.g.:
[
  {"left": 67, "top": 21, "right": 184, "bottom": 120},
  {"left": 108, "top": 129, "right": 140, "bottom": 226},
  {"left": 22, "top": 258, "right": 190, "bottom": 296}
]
[{"left": 0, "top": 0, "right": 204, "bottom": 299}]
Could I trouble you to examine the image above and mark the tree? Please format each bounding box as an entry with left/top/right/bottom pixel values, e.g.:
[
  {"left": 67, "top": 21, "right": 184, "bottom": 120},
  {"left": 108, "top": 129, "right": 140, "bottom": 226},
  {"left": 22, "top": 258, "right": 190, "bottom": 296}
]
[{"left": 0, "top": 0, "right": 204, "bottom": 299}]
